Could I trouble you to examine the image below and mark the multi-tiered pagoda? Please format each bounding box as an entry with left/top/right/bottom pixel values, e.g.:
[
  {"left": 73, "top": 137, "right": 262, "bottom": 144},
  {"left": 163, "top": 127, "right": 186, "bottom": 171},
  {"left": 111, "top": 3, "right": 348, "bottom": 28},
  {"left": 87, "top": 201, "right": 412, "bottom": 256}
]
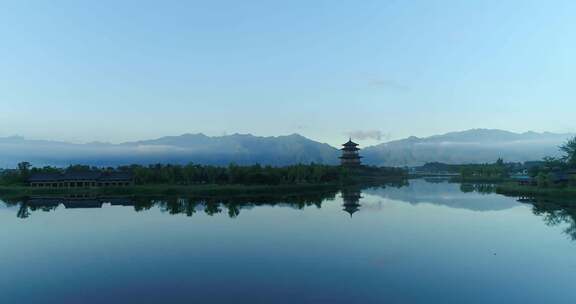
[{"left": 339, "top": 139, "right": 362, "bottom": 167}]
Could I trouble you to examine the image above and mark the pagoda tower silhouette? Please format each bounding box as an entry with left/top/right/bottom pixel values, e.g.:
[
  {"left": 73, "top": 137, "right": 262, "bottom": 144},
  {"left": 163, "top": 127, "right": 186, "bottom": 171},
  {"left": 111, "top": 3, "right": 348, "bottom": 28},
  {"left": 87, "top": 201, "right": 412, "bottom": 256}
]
[{"left": 339, "top": 139, "right": 362, "bottom": 167}]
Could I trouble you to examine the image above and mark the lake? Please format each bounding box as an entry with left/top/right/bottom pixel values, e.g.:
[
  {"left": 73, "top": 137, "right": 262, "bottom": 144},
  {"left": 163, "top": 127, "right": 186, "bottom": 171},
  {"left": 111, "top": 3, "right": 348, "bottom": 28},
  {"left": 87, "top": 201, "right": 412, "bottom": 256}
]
[{"left": 2, "top": 179, "right": 576, "bottom": 304}]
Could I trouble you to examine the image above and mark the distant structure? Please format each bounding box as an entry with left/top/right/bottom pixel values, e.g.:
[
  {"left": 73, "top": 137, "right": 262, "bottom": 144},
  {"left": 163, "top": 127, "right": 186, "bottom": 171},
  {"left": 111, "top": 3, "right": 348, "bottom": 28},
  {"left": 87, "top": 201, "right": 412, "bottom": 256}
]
[
  {"left": 28, "top": 171, "right": 133, "bottom": 188},
  {"left": 341, "top": 188, "right": 362, "bottom": 217},
  {"left": 340, "top": 139, "right": 362, "bottom": 166}
]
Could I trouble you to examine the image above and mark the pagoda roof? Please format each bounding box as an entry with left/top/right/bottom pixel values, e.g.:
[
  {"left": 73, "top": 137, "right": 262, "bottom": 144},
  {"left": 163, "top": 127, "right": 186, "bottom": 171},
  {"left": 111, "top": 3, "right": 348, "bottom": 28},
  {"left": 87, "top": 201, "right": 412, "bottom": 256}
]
[{"left": 342, "top": 139, "right": 359, "bottom": 147}]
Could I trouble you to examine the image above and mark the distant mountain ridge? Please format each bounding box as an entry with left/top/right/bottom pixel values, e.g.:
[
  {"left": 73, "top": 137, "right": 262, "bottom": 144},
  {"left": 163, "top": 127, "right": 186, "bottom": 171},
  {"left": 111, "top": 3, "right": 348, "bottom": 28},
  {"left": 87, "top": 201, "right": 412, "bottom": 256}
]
[
  {"left": 0, "top": 129, "right": 572, "bottom": 168},
  {"left": 362, "top": 129, "right": 573, "bottom": 166},
  {"left": 0, "top": 133, "right": 339, "bottom": 168}
]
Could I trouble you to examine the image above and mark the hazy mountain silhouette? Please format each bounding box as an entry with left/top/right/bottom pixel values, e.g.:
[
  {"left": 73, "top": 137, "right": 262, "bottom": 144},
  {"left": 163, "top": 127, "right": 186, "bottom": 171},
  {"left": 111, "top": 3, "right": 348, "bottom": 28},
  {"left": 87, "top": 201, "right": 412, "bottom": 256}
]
[
  {"left": 0, "top": 133, "right": 339, "bottom": 167},
  {"left": 0, "top": 129, "right": 572, "bottom": 168},
  {"left": 363, "top": 129, "right": 573, "bottom": 166}
]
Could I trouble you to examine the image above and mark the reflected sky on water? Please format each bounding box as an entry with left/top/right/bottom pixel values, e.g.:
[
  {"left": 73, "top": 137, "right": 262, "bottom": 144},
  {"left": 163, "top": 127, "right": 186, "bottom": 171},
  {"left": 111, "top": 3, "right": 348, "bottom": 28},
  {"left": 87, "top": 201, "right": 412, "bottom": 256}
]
[{"left": 1, "top": 179, "right": 576, "bottom": 304}]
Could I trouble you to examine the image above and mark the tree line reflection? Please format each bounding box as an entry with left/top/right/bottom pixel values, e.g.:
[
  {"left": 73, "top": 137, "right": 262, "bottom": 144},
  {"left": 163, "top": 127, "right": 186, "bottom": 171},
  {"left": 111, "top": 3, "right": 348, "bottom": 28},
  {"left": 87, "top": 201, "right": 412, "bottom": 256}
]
[
  {"left": 2, "top": 183, "right": 411, "bottom": 220},
  {"left": 1, "top": 188, "right": 356, "bottom": 219},
  {"left": 526, "top": 199, "right": 576, "bottom": 241},
  {"left": 5, "top": 181, "right": 576, "bottom": 242},
  {"left": 458, "top": 182, "right": 576, "bottom": 240}
]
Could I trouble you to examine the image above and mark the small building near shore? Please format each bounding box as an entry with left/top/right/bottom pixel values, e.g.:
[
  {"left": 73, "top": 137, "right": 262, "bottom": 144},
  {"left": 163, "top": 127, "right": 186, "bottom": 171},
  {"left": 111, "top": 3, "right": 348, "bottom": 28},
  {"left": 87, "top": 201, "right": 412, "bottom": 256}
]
[
  {"left": 29, "top": 171, "right": 134, "bottom": 188},
  {"left": 511, "top": 174, "right": 534, "bottom": 186}
]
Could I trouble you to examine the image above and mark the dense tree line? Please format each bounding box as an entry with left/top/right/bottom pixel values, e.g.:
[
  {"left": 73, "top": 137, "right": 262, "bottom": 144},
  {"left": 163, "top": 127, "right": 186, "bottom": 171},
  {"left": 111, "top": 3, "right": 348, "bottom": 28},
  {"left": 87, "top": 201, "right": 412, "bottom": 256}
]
[
  {"left": 125, "top": 163, "right": 345, "bottom": 185},
  {"left": 417, "top": 159, "right": 521, "bottom": 177},
  {"left": 417, "top": 159, "right": 513, "bottom": 182},
  {"left": 531, "top": 137, "right": 576, "bottom": 173},
  {"left": 458, "top": 158, "right": 509, "bottom": 180},
  {"left": 527, "top": 136, "right": 576, "bottom": 188},
  {"left": 0, "top": 162, "right": 406, "bottom": 186}
]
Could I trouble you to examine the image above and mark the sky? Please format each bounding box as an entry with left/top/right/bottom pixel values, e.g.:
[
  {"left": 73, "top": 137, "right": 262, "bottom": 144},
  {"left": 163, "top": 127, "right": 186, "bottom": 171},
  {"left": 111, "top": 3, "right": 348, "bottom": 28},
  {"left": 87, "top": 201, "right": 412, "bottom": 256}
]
[{"left": 1, "top": 0, "right": 575, "bottom": 147}]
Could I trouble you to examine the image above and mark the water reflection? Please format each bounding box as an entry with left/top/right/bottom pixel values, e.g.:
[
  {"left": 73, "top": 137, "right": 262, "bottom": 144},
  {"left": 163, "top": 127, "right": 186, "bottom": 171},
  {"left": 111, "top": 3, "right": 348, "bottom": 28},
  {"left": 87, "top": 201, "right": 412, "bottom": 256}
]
[
  {"left": 1, "top": 184, "right": 414, "bottom": 219},
  {"left": 459, "top": 183, "right": 497, "bottom": 194},
  {"left": 524, "top": 199, "right": 576, "bottom": 240},
  {"left": 4, "top": 179, "right": 576, "bottom": 304},
  {"left": 4, "top": 180, "right": 576, "bottom": 243},
  {"left": 341, "top": 187, "right": 362, "bottom": 217},
  {"left": 364, "top": 179, "right": 518, "bottom": 211},
  {"left": 1, "top": 189, "right": 342, "bottom": 219}
]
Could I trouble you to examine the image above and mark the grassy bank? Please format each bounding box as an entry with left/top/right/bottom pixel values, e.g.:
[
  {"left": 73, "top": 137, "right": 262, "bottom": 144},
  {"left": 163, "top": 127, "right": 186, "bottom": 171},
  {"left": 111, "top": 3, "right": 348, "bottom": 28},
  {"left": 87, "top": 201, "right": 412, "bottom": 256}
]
[
  {"left": 450, "top": 176, "right": 507, "bottom": 183},
  {"left": 496, "top": 182, "right": 576, "bottom": 198},
  {"left": 0, "top": 183, "right": 343, "bottom": 198}
]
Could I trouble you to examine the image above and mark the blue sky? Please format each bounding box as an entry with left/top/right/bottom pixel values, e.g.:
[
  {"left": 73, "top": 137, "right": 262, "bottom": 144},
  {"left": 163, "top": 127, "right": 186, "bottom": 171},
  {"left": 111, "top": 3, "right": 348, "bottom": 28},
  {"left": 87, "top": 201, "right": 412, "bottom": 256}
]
[{"left": 1, "top": 0, "right": 575, "bottom": 146}]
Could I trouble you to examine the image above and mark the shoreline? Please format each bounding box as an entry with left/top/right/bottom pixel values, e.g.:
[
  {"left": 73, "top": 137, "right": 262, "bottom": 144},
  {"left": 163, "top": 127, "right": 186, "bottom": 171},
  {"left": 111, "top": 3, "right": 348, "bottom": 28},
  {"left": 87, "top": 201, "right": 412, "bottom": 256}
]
[
  {"left": 496, "top": 182, "right": 576, "bottom": 199},
  {"left": 0, "top": 183, "right": 345, "bottom": 198},
  {"left": 408, "top": 177, "right": 576, "bottom": 199}
]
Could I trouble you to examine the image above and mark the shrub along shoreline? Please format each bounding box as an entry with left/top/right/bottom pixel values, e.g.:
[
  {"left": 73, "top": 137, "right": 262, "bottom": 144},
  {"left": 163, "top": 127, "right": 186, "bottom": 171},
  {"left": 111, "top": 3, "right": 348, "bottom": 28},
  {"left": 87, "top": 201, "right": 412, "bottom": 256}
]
[
  {"left": 0, "top": 183, "right": 344, "bottom": 197},
  {"left": 0, "top": 163, "right": 407, "bottom": 197},
  {"left": 496, "top": 182, "right": 576, "bottom": 199}
]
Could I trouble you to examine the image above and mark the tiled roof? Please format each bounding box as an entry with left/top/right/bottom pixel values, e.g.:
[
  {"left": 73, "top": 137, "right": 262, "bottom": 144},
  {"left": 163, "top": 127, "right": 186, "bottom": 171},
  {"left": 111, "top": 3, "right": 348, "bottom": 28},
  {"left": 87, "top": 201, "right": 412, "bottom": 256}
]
[
  {"left": 62, "top": 171, "right": 102, "bottom": 181},
  {"left": 28, "top": 173, "right": 62, "bottom": 182},
  {"left": 28, "top": 171, "right": 133, "bottom": 182},
  {"left": 342, "top": 140, "right": 359, "bottom": 147}
]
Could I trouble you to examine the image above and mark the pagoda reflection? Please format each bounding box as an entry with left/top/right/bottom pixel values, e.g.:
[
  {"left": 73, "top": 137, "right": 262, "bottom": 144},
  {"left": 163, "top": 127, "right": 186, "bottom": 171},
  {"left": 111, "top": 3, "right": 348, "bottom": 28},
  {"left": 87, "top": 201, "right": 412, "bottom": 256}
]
[{"left": 341, "top": 187, "right": 362, "bottom": 217}]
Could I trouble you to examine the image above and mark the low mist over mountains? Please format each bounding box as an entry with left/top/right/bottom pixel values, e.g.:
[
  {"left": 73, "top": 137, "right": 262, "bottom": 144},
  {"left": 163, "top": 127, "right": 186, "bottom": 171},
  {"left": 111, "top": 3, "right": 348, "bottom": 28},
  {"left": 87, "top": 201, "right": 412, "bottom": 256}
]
[
  {"left": 0, "top": 134, "right": 338, "bottom": 168},
  {"left": 0, "top": 129, "right": 572, "bottom": 168},
  {"left": 362, "top": 129, "right": 572, "bottom": 166}
]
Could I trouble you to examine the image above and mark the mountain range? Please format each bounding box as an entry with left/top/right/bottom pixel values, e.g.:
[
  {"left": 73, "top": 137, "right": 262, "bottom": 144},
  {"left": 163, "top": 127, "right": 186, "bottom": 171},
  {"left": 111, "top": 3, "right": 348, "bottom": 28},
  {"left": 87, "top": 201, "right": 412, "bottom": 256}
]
[
  {"left": 0, "top": 129, "right": 572, "bottom": 168},
  {"left": 362, "top": 129, "right": 573, "bottom": 166}
]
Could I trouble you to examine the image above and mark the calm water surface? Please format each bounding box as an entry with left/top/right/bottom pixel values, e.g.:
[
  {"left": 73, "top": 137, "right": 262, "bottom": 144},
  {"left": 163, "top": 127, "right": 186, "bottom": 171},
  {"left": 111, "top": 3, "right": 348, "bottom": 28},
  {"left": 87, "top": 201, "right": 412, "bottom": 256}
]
[{"left": 2, "top": 179, "right": 576, "bottom": 303}]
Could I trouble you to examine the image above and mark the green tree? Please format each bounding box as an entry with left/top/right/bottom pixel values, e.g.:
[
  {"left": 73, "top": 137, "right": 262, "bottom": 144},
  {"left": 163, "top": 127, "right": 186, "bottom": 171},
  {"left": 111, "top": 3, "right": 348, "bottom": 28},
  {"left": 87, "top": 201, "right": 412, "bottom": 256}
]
[
  {"left": 547, "top": 172, "right": 557, "bottom": 188},
  {"left": 17, "top": 162, "right": 32, "bottom": 178},
  {"left": 536, "top": 172, "right": 548, "bottom": 188},
  {"left": 14, "top": 161, "right": 33, "bottom": 184},
  {"left": 560, "top": 136, "right": 576, "bottom": 167}
]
